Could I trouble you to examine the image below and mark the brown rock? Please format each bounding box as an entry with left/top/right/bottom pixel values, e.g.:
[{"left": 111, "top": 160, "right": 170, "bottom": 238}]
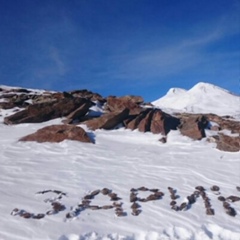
[
  {"left": 206, "top": 113, "right": 240, "bottom": 134},
  {"left": 102, "top": 205, "right": 114, "bottom": 210},
  {"left": 146, "top": 194, "right": 161, "bottom": 201},
  {"left": 131, "top": 208, "right": 141, "bottom": 216},
  {"left": 106, "top": 95, "right": 143, "bottom": 115},
  {"left": 154, "top": 191, "right": 164, "bottom": 197},
  {"left": 179, "top": 202, "right": 188, "bottom": 211},
  {"left": 21, "top": 212, "right": 32, "bottom": 218},
  {"left": 150, "top": 109, "right": 180, "bottom": 135},
  {"left": 170, "top": 200, "right": 177, "bottom": 206},
  {"left": 32, "top": 213, "right": 45, "bottom": 219},
  {"left": 19, "top": 125, "right": 93, "bottom": 143},
  {"left": 179, "top": 115, "right": 208, "bottom": 140},
  {"left": 126, "top": 109, "right": 150, "bottom": 130},
  {"left": 130, "top": 192, "right": 138, "bottom": 202},
  {"left": 138, "top": 110, "right": 154, "bottom": 132},
  {"left": 138, "top": 186, "right": 149, "bottom": 191},
  {"left": 0, "top": 101, "right": 17, "bottom": 110},
  {"left": 89, "top": 205, "right": 101, "bottom": 210},
  {"left": 218, "top": 196, "right": 225, "bottom": 202},
  {"left": 85, "top": 108, "right": 129, "bottom": 130},
  {"left": 4, "top": 97, "right": 90, "bottom": 125},
  {"left": 131, "top": 202, "right": 140, "bottom": 209},
  {"left": 226, "top": 196, "right": 240, "bottom": 202},
  {"left": 225, "top": 207, "right": 236, "bottom": 217},
  {"left": 206, "top": 208, "right": 215, "bottom": 215},
  {"left": 195, "top": 186, "right": 205, "bottom": 192},
  {"left": 159, "top": 137, "right": 167, "bottom": 143},
  {"left": 70, "top": 89, "right": 105, "bottom": 103},
  {"left": 101, "top": 188, "right": 111, "bottom": 195},
  {"left": 171, "top": 205, "right": 180, "bottom": 211},
  {"left": 52, "top": 202, "right": 66, "bottom": 212},
  {"left": 211, "top": 133, "right": 240, "bottom": 152},
  {"left": 63, "top": 101, "right": 93, "bottom": 124},
  {"left": 223, "top": 201, "right": 230, "bottom": 209},
  {"left": 90, "top": 189, "right": 100, "bottom": 197},
  {"left": 210, "top": 185, "right": 220, "bottom": 192}
]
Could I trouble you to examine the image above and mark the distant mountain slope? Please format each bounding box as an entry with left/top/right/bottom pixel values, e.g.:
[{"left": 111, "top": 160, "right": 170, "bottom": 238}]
[{"left": 152, "top": 82, "right": 240, "bottom": 117}]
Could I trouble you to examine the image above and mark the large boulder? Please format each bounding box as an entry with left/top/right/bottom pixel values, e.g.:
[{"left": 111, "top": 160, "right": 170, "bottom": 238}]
[
  {"left": 19, "top": 124, "right": 93, "bottom": 143},
  {"left": 150, "top": 110, "right": 180, "bottom": 135},
  {"left": 178, "top": 115, "right": 209, "bottom": 140},
  {"left": 4, "top": 97, "right": 91, "bottom": 125},
  {"left": 85, "top": 108, "right": 129, "bottom": 130},
  {"left": 125, "top": 109, "right": 151, "bottom": 130},
  {"left": 62, "top": 101, "right": 93, "bottom": 124},
  {"left": 106, "top": 96, "right": 143, "bottom": 115},
  {"left": 138, "top": 110, "right": 155, "bottom": 132},
  {"left": 125, "top": 109, "right": 180, "bottom": 135}
]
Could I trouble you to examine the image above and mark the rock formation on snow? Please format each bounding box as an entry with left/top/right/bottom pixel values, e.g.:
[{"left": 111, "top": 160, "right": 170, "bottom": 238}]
[{"left": 0, "top": 83, "right": 239, "bottom": 151}]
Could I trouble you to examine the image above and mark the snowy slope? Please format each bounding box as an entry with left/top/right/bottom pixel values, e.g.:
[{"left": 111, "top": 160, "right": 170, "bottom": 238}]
[
  {"left": 0, "top": 85, "right": 240, "bottom": 240},
  {"left": 152, "top": 82, "right": 240, "bottom": 117}
]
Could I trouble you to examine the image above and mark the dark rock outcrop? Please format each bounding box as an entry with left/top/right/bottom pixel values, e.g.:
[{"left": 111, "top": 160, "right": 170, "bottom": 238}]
[
  {"left": 209, "top": 133, "right": 240, "bottom": 152},
  {"left": 19, "top": 124, "right": 93, "bottom": 143},
  {"left": 4, "top": 97, "right": 91, "bottom": 125},
  {"left": 150, "top": 110, "right": 180, "bottom": 135},
  {"left": 126, "top": 109, "right": 152, "bottom": 131},
  {"left": 62, "top": 101, "right": 93, "bottom": 124},
  {"left": 69, "top": 89, "right": 105, "bottom": 103},
  {"left": 125, "top": 109, "right": 180, "bottom": 135},
  {"left": 138, "top": 110, "right": 155, "bottom": 132},
  {"left": 206, "top": 114, "right": 240, "bottom": 134},
  {"left": 178, "top": 115, "right": 209, "bottom": 140},
  {"left": 85, "top": 108, "right": 129, "bottom": 130},
  {"left": 1, "top": 86, "right": 240, "bottom": 152},
  {"left": 0, "top": 101, "right": 18, "bottom": 110},
  {"left": 106, "top": 96, "right": 143, "bottom": 115}
]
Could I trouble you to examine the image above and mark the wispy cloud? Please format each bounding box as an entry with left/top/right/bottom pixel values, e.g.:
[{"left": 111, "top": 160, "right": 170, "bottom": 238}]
[
  {"left": 49, "top": 47, "right": 67, "bottom": 76},
  {"left": 99, "top": 16, "right": 239, "bottom": 86},
  {"left": 32, "top": 47, "right": 67, "bottom": 79}
]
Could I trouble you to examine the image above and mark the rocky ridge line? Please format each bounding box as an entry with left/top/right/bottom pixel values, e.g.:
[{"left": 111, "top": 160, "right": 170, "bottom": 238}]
[{"left": 0, "top": 87, "right": 239, "bottom": 151}]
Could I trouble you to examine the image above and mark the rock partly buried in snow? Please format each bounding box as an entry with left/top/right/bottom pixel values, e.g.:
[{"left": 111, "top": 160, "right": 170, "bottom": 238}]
[
  {"left": 19, "top": 125, "right": 93, "bottom": 143},
  {"left": 209, "top": 133, "right": 240, "bottom": 152},
  {"left": 206, "top": 114, "right": 240, "bottom": 134},
  {"left": 4, "top": 97, "right": 91, "bottom": 125},
  {"left": 178, "top": 114, "right": 209, "bottom": 140},
  {"left": 85, "top": 108, "right": 129, "bottom": 130}
]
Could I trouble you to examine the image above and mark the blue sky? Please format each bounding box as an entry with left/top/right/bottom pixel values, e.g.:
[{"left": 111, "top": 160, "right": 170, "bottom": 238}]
[{"left": 0, "top": 0, "right": 239, "bottom": 101}]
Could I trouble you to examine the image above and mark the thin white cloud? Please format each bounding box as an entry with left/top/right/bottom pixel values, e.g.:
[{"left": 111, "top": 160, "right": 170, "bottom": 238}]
[
  {"left": 49, "top": 47, "right": 67, "bottom": 76},
  {"left": 101, "top": 17, "right": 239, "bottom": 84}
]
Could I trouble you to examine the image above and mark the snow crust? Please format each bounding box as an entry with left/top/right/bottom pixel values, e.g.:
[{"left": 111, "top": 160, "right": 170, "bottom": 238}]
[
  {"left": 0, "top": 84, "right": 240, "bottom": 240},
  {"left": 152, "top": 82, "right": 240, "bottom": 117}
]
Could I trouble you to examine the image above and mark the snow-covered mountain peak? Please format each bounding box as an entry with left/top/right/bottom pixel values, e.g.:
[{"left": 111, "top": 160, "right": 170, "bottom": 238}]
[
  {"left": 152, "top": 82, "right": 240, "bottom": 117},
  {"left": 188, "top": 82, "right": 232, "bottom": 95}
]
